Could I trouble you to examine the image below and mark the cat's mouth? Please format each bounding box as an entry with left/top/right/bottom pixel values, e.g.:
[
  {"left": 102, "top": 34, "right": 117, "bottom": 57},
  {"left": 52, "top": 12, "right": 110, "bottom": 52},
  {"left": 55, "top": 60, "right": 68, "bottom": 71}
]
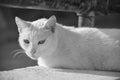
[
  {"left": 26, "top": 52, "right": 39, "bottom": 60},
  {"left": 29, "top": 55, "right": 38, "bottom": 60}
]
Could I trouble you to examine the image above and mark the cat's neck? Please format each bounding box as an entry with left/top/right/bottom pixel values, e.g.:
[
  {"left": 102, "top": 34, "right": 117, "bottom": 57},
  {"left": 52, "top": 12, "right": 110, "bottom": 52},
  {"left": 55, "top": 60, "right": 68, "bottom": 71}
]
[
  {"left": 55, "top": 23, "right": 74, "bottom": 38},
  {"left": 54, "top": 24, "right": 77, "bottom": 51}
]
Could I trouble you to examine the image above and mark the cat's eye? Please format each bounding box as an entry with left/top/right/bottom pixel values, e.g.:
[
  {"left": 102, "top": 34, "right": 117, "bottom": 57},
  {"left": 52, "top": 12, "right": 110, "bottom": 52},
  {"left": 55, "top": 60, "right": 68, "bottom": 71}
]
[
  {"left": 38, "top": 40, "right": 45, "bottom": 45},
  {"left": 24, "top": 39, "right": 30, "bottom": 44}
]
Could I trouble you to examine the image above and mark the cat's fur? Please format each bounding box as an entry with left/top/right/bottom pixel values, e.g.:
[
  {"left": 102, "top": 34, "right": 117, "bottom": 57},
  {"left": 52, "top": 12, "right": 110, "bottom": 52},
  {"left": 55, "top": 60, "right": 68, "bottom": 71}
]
[{"left": 15, "top": 16, "right": 120, "bottom": 71}]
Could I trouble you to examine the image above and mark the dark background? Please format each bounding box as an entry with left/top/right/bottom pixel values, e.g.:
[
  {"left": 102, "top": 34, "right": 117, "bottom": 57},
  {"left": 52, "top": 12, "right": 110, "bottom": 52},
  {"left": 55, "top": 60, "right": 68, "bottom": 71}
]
[{"left": 0, "top": 6, "right": 120, "bottom": 71}]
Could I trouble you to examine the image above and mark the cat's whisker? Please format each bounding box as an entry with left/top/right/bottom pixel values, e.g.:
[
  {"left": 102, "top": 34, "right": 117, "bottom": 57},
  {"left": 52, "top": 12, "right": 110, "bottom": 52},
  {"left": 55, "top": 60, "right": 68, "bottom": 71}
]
[
  {"left": 11, "top": 49, "right": 25, "bottom": 58},
  {"left": 11, "top": 49, "right": 23, "bottom": 53}
]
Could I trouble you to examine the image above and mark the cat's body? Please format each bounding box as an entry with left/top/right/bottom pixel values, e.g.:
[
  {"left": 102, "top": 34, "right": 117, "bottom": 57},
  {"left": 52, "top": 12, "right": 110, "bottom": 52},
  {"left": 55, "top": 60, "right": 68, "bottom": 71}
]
[{"left": 15, "top": 16, "right": 120, "bottom": 71}]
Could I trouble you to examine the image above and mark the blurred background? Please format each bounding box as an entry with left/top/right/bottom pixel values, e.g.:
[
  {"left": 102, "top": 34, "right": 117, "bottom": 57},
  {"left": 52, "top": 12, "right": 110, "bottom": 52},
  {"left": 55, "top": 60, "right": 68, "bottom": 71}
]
[{"left": 0, "top": 5, "right": 120, "bottom": 71}]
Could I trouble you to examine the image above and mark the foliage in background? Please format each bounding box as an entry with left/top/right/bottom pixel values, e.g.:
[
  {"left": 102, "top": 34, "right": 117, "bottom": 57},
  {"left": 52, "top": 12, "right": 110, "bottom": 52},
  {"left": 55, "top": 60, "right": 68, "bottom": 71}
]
[{"left": 0, "top": 0, "right": 120, "bottom": 16}]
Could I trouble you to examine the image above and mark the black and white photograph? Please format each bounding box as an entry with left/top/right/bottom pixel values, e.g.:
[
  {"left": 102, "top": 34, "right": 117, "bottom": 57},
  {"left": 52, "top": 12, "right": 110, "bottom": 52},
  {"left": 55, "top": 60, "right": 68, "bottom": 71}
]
[{"left": 0, "top": 0, "right": 120, "bottom": 80}]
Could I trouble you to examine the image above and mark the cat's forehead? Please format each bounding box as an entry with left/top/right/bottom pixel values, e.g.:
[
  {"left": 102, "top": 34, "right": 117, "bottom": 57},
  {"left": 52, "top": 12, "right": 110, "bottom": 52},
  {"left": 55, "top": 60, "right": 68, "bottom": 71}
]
[
  {"left": 21, "top": 28, "right": 48, "bottom": 40},
  {"left": 29, "top": 28, "right": 47, "bottom": 36},
  {"left": 31, "top": 18, "right": 48, "bottom": 29}
]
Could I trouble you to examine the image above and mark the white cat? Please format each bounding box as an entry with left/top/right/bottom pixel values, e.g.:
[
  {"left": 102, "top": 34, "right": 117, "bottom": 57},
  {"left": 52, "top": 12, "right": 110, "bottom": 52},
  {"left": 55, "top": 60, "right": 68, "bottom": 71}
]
[{"left": 15, "top": 15, "right": 120, "bottom": 71}]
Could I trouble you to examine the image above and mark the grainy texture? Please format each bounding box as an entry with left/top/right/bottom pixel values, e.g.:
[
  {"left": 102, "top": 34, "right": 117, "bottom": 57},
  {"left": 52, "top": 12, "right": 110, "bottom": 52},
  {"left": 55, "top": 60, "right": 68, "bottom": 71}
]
[
  {"left": 0, "top": 66, "right": 120, "bottom": 80},
  {"left": 0, "top": 0, "right": 119, "bottom": 27},
  {"left": 0, "top": 0, "right": 120, "bottom": 15}
]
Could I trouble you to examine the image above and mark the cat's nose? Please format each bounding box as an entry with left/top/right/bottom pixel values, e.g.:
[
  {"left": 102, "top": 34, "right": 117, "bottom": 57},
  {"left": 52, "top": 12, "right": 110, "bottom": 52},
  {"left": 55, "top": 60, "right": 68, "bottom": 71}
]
[{"left": 30, "top": 49, "right": 36, "bottom": 54}]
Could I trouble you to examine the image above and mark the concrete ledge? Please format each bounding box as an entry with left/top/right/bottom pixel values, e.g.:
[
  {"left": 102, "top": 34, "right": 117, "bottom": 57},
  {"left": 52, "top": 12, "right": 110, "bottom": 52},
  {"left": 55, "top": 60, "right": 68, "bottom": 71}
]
[{"left": 0, "top": 66, "right": 120, "bottom": 80}]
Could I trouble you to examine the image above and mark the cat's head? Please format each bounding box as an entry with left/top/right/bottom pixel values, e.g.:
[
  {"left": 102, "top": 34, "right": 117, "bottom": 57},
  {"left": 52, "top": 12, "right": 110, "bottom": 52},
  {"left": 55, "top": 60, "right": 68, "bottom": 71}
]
[{"left": 15, "top": 16, "right": 58, "bottom": 60}]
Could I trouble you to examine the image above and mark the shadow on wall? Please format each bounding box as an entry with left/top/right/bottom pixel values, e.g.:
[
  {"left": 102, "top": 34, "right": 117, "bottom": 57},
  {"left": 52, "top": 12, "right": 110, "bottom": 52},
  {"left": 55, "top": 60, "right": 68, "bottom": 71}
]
[
  {"left": 96, "top": 14, "right": 120, "bottom": 28},
  {"left": 0, "top": 6, "right": 120, "bottom": 71}
]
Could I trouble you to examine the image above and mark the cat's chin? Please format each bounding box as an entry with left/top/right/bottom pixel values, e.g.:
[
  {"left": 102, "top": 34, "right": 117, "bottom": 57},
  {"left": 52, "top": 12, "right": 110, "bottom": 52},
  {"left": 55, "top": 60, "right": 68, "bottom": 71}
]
[
  {"left": 29, "top": 56, "right": 38, "bottom": 60},
  {"left": 27, "top": 54, "right": 39, "bottom": 60},
  {"left": 25, "top": 52, "right": 39, "bottom": 60}
]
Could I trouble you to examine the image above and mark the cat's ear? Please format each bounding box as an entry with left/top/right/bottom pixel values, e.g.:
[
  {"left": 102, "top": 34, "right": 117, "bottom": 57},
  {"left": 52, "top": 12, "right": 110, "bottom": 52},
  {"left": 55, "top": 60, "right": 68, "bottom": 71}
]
[
  {"left": 44, "top": 15, "right": 56, "bottom": 33},
  {"left": 15, "top": 17, "right": 31, "bottom": 33}
]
